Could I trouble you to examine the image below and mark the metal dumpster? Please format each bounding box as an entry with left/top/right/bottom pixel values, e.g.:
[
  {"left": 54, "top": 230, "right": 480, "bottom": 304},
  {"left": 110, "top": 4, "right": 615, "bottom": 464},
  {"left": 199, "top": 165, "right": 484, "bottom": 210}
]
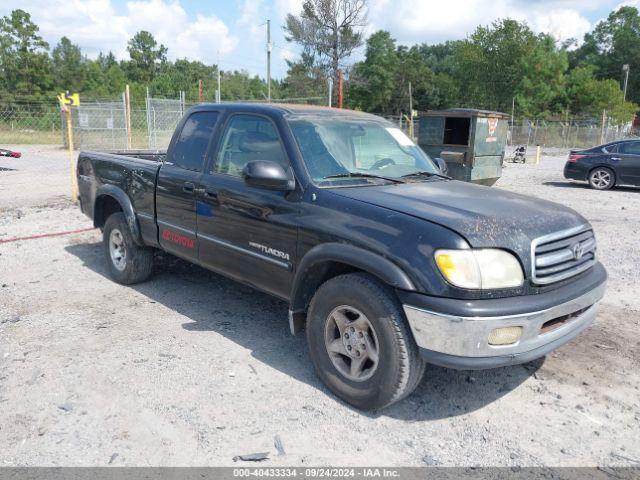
[{"left": 418, "top": 109, "right": 509, "bottom": 185}]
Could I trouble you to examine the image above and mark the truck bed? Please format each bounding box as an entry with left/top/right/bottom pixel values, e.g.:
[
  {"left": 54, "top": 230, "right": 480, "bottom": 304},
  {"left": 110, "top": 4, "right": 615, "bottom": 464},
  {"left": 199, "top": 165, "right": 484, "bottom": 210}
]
[{"left": 76, "top": 150, "right": 165, "bottom": 245}]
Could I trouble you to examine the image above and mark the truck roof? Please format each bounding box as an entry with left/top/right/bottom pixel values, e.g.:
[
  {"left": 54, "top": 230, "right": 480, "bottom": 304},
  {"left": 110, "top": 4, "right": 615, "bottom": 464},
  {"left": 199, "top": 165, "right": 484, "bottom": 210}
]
[{"left": 192, "top": 102, "right": 381, "bottom": 119}]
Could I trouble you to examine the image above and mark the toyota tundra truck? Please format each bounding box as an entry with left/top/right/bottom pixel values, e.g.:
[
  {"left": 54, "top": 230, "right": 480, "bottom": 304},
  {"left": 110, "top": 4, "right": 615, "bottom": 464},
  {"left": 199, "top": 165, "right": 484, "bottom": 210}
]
[{"left": 76, "top": 103, "right": 607, "bottom": 410}]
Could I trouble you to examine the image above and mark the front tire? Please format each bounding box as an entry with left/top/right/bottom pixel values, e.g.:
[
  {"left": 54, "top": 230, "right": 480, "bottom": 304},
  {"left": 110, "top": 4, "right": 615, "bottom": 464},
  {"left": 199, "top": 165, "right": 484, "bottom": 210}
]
[
  {"left": 103, "top": 212, "right": 154, "bottom": 284},
  {"left": 306, "top": 273, "right": 426, "bottom": 410},
  {"left": 588, "top": 167, "right": 615, "bottom": 190}
]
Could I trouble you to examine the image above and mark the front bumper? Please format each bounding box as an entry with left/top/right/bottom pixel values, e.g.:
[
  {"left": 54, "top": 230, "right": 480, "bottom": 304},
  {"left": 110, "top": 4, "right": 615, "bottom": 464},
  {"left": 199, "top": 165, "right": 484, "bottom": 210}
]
[{"left": 402, "top": 276, "right": 606, "bottom": 370}]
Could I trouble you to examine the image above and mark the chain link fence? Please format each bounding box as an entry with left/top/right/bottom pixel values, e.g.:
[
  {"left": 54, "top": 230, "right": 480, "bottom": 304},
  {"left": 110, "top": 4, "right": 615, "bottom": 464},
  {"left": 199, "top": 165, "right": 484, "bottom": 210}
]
[
  {"left": 0, "top": 103, "right": 62, "bottom": 145},
  {"left": 381, "top": 115, "right": 638, "bottom": 150},
  {"left": 2, "top": 98, "right": 637, "bottom": 152},
  {"left": 509, "top": 120, "right": 637, "bottom": 149}
]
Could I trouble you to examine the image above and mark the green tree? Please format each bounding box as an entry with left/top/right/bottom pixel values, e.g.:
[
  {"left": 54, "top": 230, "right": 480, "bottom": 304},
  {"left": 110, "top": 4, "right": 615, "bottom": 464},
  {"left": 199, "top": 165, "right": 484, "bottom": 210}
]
[
  {"left": 126, "top": 30, "right": 167, "bottom": 83},
  {"left": 97, "top": 51, "right": 117, "bottom": 70},
  {"left": 573, "top": 6, "right": 640, "bottom": 104},
  {"left": 349, "top": 31, "right": 398, "bottom": 112},
  {"left": 0, "top": 9, "right": 52, "bottom": 98},
  {"left": 453, "top": 19, "right": 540, "bottom": 111},
  {"left": 515, "top": 35, "right": 567, "bottom": 118},
  {"left": 284, "top": 0, "right": 367, "bottom": 100},
  {"left": 566, "top": 66, "right": 637, "bottom": 123},
  {"left": 84, "top": 60, "right": 126, "bottom": 97},
  {"left": 281, "top": 52, "right": 327, "bottom": 99},
  {"left": 52, "top": 36, "right": 86, "bottom": 92}
]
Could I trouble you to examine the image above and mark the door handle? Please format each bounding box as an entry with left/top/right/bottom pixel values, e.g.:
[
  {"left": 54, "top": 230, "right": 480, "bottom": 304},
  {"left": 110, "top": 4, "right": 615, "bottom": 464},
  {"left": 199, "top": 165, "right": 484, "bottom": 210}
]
[
  {"left": 611, "top": 157, "right": 621, "bottom": 161},
  {"left": 183, "top": 182, "right": 195, "bottom": 193},
  {"left": 204, "top": 190, "right": 217, "bottom": 199}
]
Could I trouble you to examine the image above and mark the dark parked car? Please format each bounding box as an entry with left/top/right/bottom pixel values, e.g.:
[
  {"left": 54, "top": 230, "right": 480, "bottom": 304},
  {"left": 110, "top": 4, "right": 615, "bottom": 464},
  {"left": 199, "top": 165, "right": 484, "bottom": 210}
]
[
  {"left": 77, "top": 103, "right": 606, "bottom": 410},
  {"left": 564, "top": 139, "right": 640, "bottom": 190}
]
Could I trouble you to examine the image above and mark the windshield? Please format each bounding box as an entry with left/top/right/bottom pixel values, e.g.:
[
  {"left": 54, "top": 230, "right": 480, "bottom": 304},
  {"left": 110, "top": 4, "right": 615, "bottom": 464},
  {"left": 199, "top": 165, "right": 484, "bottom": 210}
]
[{"left": 288, "top": 116, "right": 438, "bottom": 186}]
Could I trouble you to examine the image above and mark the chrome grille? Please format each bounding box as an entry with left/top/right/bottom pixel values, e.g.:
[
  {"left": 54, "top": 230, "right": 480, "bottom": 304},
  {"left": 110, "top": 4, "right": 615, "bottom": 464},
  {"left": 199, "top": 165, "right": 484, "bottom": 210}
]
[{"left": 531, "top": 225, "right": 597, "bottom": 285}]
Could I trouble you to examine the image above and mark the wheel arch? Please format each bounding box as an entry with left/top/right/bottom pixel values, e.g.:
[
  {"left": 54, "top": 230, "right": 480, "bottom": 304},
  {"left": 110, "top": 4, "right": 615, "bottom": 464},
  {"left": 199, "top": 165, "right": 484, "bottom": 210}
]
[
  {"left": 289, "top": 243, "right": 416, "bottom": 318},
  {"left": 94, "top": 185, "right": 143, "bottom": 245}
]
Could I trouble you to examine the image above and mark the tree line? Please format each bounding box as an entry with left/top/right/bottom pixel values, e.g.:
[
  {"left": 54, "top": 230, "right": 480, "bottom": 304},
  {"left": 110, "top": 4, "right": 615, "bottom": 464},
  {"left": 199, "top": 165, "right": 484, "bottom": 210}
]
[
  {"left": 285, "top": 1, "right": 639, "bottom": 123},
  {"left": 1, "top": 4, "right": 639, "bottom": 123}
]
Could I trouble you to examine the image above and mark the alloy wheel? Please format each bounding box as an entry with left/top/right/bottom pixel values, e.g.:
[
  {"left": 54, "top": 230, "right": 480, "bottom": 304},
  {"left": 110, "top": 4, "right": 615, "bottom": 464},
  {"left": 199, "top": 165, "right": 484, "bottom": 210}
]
[
  {"left": 109, "top": 228, "right": 127, "bottom": 271},
  {"left": 324, "top": 305, "right": 380, "bottom": 382}
]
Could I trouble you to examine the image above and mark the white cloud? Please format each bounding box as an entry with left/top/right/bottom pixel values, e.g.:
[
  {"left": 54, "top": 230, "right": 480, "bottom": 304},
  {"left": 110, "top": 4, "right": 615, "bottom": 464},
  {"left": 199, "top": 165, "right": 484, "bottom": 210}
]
[
  {"left": 279, "top": 47, "right": 296, "bottom": 62},
  {"left": 531, "top": 9, "right": 592, "bottom": 42},
  {"left": 238, "top": 0, "right": 266, "bottom": 41},
  {"left": 367, "top": 0, "right": 594, "bottom": 45},
  {"left": 0, "top": 0, "right": 237, "bottom": 63},
  {"left": 274, "top": 0, "right": 304, "bottom": 20}
]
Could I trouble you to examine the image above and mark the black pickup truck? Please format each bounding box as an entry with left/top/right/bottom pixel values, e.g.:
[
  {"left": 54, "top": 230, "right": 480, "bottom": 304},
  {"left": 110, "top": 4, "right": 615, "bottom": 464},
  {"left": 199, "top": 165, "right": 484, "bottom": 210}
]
[{"left": 77, "top": 103, "right": 607, "bottom": 410}]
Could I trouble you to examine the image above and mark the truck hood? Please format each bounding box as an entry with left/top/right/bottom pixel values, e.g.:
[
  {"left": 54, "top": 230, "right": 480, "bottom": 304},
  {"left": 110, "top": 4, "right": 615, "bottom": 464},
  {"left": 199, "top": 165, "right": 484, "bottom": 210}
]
[{"left": 330, "top": 179, "right": 587, "bottom": 268}]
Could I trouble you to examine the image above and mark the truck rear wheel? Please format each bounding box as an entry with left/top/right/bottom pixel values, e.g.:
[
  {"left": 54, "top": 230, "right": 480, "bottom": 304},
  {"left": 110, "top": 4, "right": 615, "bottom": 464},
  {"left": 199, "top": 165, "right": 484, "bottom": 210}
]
[
  {"left": 306, "top": 273, "right": 425, "bottom": 410},
  {"left": 103, "top": 212, "right": 154, "bottom": 285}
]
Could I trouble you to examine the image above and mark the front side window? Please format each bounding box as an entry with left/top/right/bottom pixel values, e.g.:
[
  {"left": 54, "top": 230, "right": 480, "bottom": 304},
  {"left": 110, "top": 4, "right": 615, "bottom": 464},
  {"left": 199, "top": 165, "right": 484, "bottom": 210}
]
[
  {"left": 621, "top": 142, "right": 640, "bottom": 155},
  {"left": 214, "top": 115, "right": 288, "bottom": 177},
  {"left": 171, "top": 111, "right": 219, "bottom": 171},
  {"left": 289, "top": 116, "right": 438, "bottom": 185}
]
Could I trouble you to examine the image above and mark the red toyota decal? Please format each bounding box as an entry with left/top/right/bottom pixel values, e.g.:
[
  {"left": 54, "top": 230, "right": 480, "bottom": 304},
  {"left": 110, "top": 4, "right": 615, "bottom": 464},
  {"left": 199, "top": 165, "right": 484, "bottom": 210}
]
[{"left": 162, "top": 228, "right": 195, "bottom": 249}]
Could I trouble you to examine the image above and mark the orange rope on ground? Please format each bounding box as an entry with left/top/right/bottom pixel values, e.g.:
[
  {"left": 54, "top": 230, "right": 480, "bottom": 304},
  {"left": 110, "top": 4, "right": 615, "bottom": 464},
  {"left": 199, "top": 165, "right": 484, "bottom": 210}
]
[{"left": 0, "top": 227, "right": 96, "bottom": 244}]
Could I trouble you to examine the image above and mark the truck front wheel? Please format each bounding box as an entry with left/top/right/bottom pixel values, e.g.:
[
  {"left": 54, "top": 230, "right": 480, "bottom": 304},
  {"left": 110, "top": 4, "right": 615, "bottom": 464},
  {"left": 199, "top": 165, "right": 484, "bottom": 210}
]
[
  {"left": 103, "top": 212, "right": 154, "bottom": 285},
  {"left": 306, "top": 273, "right": 426, "bottom": 410}
]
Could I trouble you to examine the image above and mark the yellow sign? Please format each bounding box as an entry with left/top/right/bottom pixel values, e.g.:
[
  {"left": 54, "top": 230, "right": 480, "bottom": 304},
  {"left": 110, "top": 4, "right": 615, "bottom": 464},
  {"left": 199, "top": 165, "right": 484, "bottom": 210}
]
[{"left": 57, "top": 92, "right": 80, "bottom": 107}]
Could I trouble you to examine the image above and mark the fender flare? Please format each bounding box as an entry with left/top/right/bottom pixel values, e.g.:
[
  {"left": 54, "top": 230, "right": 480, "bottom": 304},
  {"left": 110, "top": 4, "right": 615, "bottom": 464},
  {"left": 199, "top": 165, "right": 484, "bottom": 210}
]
[
  {"left": 94, "top": 184, "right": 144, "bottom": 245},
  {"left": 290, "top": 243, "right": 416, "bottom": 313}
]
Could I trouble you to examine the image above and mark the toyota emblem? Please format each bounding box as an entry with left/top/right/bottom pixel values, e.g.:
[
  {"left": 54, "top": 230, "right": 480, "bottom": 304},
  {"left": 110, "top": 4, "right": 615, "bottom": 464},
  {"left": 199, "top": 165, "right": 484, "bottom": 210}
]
[{"left": 572, "top": 243, "right": 584, "bottom": 260}]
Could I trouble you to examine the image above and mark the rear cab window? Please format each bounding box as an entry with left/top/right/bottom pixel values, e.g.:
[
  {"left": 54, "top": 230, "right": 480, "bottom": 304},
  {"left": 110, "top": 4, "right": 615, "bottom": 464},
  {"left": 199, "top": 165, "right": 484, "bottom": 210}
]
[{"left": 170, "top": 111, "right": 219, "bottom": 171}]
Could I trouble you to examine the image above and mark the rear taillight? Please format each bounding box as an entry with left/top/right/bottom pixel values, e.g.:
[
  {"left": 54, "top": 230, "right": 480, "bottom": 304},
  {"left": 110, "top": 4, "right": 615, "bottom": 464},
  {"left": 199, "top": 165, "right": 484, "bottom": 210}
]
[{"left": 568, "top": 154, "right": 586, "bottom": 163}]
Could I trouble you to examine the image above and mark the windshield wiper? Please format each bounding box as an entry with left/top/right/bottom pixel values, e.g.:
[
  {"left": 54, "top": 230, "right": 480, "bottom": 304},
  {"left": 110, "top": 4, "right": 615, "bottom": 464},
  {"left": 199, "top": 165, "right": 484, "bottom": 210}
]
[
  {"left": 322, "top": 172, "right": 405, "bottom": 184},
  {"left": 401, "top": 171, "right": 450, "bottom": 180}
]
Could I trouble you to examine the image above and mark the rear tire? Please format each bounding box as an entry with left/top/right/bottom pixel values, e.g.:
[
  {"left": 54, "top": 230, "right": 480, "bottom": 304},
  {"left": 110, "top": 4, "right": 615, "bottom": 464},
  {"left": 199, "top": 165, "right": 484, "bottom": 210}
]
[
  {"left": 588, "top": 167, "right": 615, "bottom": 190},
  {"left": 103, "top": 212, "right": 154, "bottom": 285},
  {"left": 306, "top": 273, "right": 426, "bottom": 410}
]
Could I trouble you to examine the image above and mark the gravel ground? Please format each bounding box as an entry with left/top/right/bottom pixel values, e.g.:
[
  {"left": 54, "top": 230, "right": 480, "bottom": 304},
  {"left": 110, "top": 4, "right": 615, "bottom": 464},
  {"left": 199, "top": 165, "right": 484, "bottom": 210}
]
[{"left": 0, "top": 146, "right": 639, "bottom": 467}]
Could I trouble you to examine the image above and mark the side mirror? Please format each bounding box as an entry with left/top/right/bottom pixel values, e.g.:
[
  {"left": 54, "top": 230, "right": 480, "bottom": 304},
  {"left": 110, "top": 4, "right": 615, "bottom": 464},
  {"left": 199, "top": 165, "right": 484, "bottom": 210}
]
[
  {"left": 242, "top": 160, "right": 294, "bottom": 191},
  {"left": 435, "top": 157, "right": 448, "bottom": 175}
]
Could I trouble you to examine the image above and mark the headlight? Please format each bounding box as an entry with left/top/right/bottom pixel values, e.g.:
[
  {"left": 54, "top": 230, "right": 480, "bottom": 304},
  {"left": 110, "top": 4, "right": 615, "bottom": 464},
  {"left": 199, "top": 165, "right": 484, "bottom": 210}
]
[{"left": 435, "top": 249, "right": 524, "bottom": 289}]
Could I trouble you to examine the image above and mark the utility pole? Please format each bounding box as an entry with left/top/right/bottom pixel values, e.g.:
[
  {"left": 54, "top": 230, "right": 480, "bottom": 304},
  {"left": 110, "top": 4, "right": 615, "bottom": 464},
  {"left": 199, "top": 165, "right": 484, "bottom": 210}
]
[
  {"left": 266, "top": 19, "right": 272, "bottom": 102},
  {"left": 510, "top": 97, "right": 515, "bottom": 146},
  {"left": 338, "top": 70, "right": 343, "bottom": 109},
  {"left": 511, "top": 97, "right": 515, "bottom": 125},
  {"left": 623, "top": 64, "right": 630, "bottom": 102},
  {"left": 408, "top": 81, "right": 414, "bottom": 139},
  {"left": 216, "top": 52, "right": 221, "bottom": 103}
]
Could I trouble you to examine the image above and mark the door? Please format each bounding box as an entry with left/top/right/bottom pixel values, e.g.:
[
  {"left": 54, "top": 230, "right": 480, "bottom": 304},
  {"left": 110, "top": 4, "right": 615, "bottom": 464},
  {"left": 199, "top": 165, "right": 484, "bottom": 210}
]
[
  {"left": 196, "top": 113, "right": 299, "bottom": 299},
  {"left": 617, "top": 141, "right": 640, "bottom": 185},
  {"left": 156, "top": 110, "right": 219, "bottom": 260}
]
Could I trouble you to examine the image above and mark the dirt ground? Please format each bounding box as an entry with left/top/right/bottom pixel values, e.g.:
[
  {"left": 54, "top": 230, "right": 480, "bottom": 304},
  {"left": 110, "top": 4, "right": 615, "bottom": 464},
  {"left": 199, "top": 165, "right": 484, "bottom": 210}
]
[{"left": 0, "top": 145, "right": 639, "bottom": 467}]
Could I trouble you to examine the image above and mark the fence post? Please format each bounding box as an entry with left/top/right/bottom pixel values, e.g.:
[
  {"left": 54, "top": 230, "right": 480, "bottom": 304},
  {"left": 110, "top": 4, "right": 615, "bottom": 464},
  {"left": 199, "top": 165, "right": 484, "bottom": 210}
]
[
  {"left": 125, "top": 84, "right": 132, "bottom": 150},
  {"left": 65, "top": 107, "right": 78, "bottom": 203},
  {"left": 146, "top": 87, "right": 152, "bottom": 149}
]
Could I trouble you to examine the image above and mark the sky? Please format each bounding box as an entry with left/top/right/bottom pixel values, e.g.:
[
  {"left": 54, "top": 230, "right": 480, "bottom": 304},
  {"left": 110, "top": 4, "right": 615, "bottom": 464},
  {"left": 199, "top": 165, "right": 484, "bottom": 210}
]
[{"left": 1, "top": 0, "right": 638, "bottom": 79}]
